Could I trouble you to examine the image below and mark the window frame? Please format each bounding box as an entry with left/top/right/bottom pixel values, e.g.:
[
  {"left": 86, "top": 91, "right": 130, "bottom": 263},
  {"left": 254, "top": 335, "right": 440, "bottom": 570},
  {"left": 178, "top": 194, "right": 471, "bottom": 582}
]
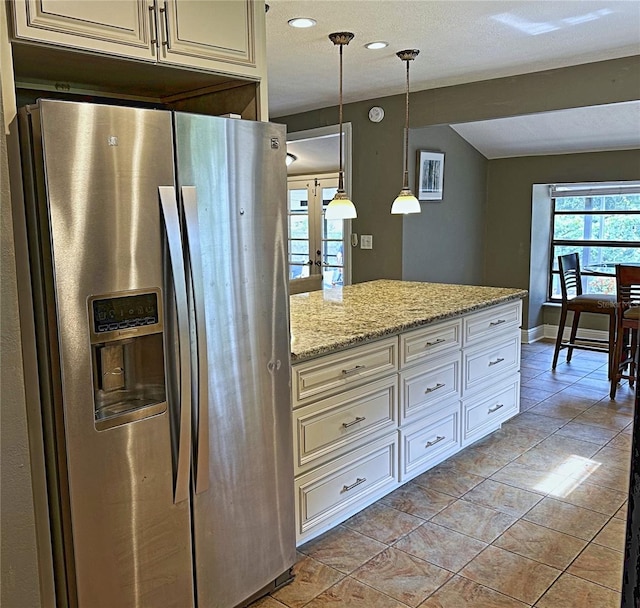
[{"left": 548, "top": 181, "right": 640, "bottom": 302}]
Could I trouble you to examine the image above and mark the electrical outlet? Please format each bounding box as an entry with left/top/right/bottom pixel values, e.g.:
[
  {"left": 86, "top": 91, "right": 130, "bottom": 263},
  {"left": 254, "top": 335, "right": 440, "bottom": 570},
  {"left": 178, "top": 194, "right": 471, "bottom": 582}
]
[{"left": 360, "top": 235, "right": 373, "bottom": 249}]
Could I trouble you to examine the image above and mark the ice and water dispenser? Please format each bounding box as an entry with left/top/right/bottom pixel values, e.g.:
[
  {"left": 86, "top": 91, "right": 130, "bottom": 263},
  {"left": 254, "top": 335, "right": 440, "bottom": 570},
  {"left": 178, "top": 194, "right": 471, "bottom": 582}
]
[{"left": 89, "top": 289, "right": 167, "bottom": 430}]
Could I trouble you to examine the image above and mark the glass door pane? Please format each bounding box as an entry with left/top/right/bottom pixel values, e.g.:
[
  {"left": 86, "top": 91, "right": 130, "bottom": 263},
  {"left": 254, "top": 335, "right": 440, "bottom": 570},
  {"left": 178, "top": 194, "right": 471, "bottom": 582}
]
[
  {"left": 320, "top": 184, "right": 344, "bottom": 287},
  {"left": 288, "top": 187, "right": 311, "bottom": 280}
]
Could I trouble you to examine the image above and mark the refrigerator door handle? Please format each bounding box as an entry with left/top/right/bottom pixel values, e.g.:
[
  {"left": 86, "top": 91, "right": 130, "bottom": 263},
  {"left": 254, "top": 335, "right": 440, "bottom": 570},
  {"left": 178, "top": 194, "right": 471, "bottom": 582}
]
[
  {"left": 159, "top": 186, "right": 192, "bottom": 504},
  {"left": 181, "top": 186, "right": 210, "bottom": 494}
]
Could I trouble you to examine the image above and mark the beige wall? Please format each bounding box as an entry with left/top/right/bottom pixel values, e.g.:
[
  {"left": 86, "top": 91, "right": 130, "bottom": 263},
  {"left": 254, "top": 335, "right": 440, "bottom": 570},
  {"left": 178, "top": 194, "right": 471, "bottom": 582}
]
[
  {"left": 279, "top": 94, "right": 407, "bottom": 282},
  {"left": 403, "top": 125, "right": 488, "bottom": 285},
  {"left": 487, "top": 150, "right": 640, "bottom": 330},
  {"left": 276, "top": 56, "right": 640, "bottom": 323},
  {"left": 0, "top": 10, "right": 45, "bottom": 604}
]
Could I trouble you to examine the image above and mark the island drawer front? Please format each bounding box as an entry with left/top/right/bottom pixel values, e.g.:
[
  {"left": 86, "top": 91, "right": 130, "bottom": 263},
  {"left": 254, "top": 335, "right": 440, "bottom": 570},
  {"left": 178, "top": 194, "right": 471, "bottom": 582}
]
[
  {"left": 462, "top": 376, "right": 520, "bottom": 444},
  {"left": 400, "top": 319, "right": 462, "bottom": 368},
  {"left": 292, "top": 337, "right": 398, "bottom": 407},
  {"left": 463, "top": 334, "right": 520, "bottom": 395},
  {"left": 295, "top": 434, "right": 398, "bottom": 540},
  {"left": 400, "top": 400, "right": 461, "bottom": 482},
  {"left": 400, "top": 350, "right": 462, "bottom": 424},
  {"left": 463, "top": 301, "right": 522, "bottom": 346},
  {"left": 293, "top": 376, "right": 398, "bottom": 474}
]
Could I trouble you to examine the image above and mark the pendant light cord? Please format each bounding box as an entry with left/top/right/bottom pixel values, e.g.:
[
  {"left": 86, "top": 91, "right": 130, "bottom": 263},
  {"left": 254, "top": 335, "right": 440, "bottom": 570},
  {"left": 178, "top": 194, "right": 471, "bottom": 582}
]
[
  {"left": 338, "top": 42, "right": 344, "bottom": 193},
  {"left": 403, "top": 58, "right": 410, "bottom": 190}
]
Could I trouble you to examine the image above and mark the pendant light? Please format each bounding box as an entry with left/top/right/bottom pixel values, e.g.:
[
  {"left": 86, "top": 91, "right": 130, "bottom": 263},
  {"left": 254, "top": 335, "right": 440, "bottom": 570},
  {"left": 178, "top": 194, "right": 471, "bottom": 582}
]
[
  {"left": 325, "top": 32, "right": 357, "bottom": 220},
  {"left": 391, "top": 49, "right": 421, "bottom": 215}
]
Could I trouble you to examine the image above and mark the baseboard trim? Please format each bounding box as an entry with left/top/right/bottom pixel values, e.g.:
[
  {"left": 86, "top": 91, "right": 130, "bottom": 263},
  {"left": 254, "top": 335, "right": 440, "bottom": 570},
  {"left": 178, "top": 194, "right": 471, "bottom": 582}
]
[
  {"left": 543, "top": 324, "right": 610, "bottom": 343},
  {"left": 521, "top": 325, "right": 610, "bottom": 345},
  {"left": 521, "top": 326, "right": 545, "bottom": 344}
]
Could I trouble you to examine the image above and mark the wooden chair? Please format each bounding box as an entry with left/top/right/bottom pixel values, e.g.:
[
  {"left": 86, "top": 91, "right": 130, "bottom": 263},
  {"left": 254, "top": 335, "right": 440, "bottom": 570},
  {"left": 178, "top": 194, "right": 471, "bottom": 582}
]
[
  {"left": 610, "top": 264, "right": 640, "bottom": 399},
  {"left": 552, "top": 253, "right": 616, "bottom": 376}
]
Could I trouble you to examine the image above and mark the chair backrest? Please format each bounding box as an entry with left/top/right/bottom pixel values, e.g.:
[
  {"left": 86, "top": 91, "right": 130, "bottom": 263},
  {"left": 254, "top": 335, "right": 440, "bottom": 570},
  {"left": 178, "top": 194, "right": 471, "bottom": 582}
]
[
  {"left": 558, "top": 253, "right": 583, "bottom": 300},
  {"left": 616, "top": 264, "right": 640, "bottom": 319}
]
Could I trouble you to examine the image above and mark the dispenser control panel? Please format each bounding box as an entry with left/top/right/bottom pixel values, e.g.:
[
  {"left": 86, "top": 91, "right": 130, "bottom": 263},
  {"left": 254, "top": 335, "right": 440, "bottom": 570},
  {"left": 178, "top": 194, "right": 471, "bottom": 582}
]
[
  {"left": 92, "top": 292, "right": 159, "bottom": 333},
  {"left": 88, "top": 288, "right": 166, "bottom": 431}
]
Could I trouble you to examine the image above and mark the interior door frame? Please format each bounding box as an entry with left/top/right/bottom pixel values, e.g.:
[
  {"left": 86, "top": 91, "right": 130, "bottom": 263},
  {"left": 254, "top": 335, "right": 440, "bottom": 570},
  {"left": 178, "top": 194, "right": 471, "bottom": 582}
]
[{"left": 286, "top": 123, "right": 353, "bottom": 292}]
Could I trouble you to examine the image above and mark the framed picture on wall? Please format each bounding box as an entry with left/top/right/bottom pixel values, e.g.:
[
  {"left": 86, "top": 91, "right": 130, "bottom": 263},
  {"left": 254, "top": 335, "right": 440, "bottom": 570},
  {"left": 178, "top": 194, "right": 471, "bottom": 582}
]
[{"left": 416, "top": 150, "right": 445, "bottom": 201}]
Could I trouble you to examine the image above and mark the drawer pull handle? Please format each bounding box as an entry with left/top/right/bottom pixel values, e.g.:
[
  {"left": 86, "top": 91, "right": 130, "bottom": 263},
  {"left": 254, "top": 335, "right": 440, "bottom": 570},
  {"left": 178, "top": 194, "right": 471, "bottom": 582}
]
[
  {"left": 488, "top": 403, "right": 505, "bottom": 413},
  {"left": 425, "top": 382, "right": 445, "bottom": 394},
  {"left": 488, "top": 357, "right": 505, "bottom": 367},
  {"left": 342, "top": 477, "right": 367, "bottom": 493},
  {"left": 489, "top": 319, "right": 506, "bottom": 327},
  {"left": 425, "top": 338, "right": 446, "bottom": 348},
  {"left": 342, "top": 416, "right": 366, "bottom": 428},
  {"left": 425, "top": 435, "right": 445, "bottom": 448},
  {"left": 342, "top": 365, "right": 365, "bottom": 377}
]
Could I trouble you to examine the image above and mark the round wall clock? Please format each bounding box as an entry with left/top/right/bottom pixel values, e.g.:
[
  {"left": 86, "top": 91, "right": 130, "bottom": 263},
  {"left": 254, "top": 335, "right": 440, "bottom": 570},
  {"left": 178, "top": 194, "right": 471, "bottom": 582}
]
[{"left": 368, "top": 106, "right": 385, "bottom": 123}]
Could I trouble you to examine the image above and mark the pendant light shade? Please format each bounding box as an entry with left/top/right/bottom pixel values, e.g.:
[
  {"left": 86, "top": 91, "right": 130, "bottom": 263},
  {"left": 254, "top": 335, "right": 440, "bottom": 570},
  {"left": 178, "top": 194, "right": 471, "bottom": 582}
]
[
  {"left": 326, "top": 32, "right": 357, "bottom": 221},
  {"left": 391, "top": 49, "right": 421, "bottom": 215},
  {"left": 391, "top": 190, "right": 420, "bottom": 214}
]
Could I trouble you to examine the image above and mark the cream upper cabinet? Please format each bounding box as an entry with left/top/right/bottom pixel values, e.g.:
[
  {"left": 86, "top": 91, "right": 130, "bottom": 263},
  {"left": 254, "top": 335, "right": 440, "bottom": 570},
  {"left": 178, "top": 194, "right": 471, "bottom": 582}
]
[
  {"left": 161, "top": 1, "right": 259, "bottom": 75},
  {"left": 10, "top": 0, "right": 264, "bottom": 77},
  {"left": 11, "top": 0, "right": 156, "bottom": 60}
]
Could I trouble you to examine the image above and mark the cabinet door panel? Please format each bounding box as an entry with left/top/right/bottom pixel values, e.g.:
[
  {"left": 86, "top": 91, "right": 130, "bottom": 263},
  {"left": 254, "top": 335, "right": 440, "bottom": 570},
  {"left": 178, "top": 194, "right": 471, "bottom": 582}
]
[
  {"left": 162, "top": 0, "right": 257, "bottom": 71},
  {"left": 13, "top": 0, "right": 153, "bottom": 57}
]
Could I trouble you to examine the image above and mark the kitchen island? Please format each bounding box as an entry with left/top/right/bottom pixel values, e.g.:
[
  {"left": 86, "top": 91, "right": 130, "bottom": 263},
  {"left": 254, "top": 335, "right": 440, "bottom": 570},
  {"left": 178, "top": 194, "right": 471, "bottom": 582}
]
[
  {"left": 289, "top": 280, "right": 527, "bottom": 544},
  {"left": 290, "top": 279, "right": 527, "bottom": 361}
]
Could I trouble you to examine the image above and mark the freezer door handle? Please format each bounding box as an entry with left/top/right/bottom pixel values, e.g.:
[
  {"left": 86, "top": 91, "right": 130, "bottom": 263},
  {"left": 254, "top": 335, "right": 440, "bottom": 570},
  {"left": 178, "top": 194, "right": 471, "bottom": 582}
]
[
  {"left": 159, "top": 186, "right": 192, "bottom": 504},
  {"left": 181, "top": 186, "right": 210, "bottom": 494}
]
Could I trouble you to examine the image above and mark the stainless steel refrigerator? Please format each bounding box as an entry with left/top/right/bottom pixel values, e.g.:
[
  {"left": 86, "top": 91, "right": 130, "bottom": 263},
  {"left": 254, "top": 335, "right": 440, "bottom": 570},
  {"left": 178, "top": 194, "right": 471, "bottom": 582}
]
[{"left": 16, "top": 99, "right": 295, "bottom": 608}]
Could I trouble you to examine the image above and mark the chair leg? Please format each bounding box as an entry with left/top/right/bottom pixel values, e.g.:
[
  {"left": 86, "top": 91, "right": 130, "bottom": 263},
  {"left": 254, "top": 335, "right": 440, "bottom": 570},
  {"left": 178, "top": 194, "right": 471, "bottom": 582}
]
[
  {"left": 552, "top": 305, "right": 568, "bottom": 370},
  {"left": 567, "top": 310, "right": 580, "bottom": 363},
  {"left": 630, "top": 329, "right": 638, "bottom": 388},
  {"left": 610, "top": 325, "right": 625, "bottom": 400},
  {"left": 607, "top": 313, "right": 616, "bottom": 381}
]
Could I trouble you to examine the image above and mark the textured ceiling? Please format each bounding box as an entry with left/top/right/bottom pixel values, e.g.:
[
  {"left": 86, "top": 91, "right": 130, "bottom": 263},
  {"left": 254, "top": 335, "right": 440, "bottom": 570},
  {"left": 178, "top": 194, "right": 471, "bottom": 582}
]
[
  {"left": 266, "top": 0, "right": 640, "bottom": 118},
  {"left": 450, "top": 101, "right": 640, "bottom": 158},
  {"left": 270, "top": 1, "right": 640, "bottom": 161}
]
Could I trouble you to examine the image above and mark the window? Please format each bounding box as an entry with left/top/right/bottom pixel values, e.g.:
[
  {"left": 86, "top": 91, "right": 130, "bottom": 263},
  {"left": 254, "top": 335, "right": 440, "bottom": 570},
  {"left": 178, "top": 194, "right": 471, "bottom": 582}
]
[
  {"left": 288, "top": 175, "right": 348, "bottom": 291},
  {"left": 549, "top": 182, "right": 640, "bottom": 300}
]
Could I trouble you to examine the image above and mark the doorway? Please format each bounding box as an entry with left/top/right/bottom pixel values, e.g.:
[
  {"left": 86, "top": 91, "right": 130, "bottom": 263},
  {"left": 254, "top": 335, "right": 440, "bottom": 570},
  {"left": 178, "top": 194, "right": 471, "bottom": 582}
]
[{"left": 286, "top": 124, "right": 353, "bottom": 294}]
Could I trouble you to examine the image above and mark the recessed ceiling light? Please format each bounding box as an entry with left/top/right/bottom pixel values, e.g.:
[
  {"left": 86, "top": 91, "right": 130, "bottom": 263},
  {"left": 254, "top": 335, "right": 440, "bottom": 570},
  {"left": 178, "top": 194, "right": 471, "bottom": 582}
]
[
  {"left": 288, "top": 18, "right": 316, "bottom": 28},
  {"left": 365, "top": 41, "right": 388, "bottom": 50}
]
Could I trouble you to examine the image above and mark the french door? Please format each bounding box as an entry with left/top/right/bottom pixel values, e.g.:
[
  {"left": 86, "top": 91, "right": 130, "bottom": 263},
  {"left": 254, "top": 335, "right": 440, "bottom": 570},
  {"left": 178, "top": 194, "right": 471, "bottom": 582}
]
[{"left": 288, "top": 175, "right": 348, "bottom": 293}]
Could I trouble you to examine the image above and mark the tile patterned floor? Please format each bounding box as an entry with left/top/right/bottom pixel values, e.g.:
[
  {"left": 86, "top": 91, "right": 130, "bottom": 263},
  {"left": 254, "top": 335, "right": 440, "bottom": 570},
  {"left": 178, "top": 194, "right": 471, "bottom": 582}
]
[{"left": 250, "top": 341, "right": 634, "bottom": 608}]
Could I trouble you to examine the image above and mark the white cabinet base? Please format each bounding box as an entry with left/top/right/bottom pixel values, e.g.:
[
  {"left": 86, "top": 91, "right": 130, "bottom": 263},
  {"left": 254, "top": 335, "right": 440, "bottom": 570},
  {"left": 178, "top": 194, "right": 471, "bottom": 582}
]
[
  {"left": 295, "top": 433, "right": 398, "bottom": 544},
  {"left": 292, "top": 300, "right": 523, "bottom": 546}
]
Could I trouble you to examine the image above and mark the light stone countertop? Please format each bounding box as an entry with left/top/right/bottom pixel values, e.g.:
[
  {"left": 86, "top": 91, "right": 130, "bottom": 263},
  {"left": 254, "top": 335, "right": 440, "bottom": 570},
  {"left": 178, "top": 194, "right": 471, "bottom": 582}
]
[{"left": 290, "top": 279, "right": 527, "bottom": 361}]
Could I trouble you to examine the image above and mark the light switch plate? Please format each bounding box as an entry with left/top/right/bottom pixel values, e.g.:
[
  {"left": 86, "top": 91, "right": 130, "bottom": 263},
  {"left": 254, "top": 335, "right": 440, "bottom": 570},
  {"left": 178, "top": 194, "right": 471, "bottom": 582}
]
[{"left": 361, "top": 235, "right": 373, "bottom": 249}]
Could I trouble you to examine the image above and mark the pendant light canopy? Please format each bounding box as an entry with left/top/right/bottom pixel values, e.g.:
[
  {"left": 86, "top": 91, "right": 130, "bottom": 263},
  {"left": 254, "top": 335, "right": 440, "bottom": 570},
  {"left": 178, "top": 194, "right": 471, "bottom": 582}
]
[
  {"left": 325, "top": 32, "right": 357, "bottom": 221},
  {"left": 391, "top": 49, "right": 421, "bottom": 215}
]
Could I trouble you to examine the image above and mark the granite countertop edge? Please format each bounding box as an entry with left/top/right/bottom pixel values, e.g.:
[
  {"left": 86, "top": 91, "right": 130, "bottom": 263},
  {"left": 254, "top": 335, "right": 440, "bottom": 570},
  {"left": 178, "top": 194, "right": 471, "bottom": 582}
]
[{"left": 290, "top": 287, "right": 527, "bottom": 362}]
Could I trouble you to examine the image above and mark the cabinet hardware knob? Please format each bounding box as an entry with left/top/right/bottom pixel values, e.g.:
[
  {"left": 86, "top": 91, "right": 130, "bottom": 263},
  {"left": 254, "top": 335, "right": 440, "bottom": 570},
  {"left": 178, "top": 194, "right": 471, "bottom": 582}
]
[
  {"left": 424, "top": 382, "right": 445, "bottom": 394},
  {"left": 488, "top": 357, "right": 505, "bottom": 366},
  {"left": 342, "top": 416, "right": 366, "bottom": 428},
  {"left": 342, "top": 477, "right": 367, "bottom": 492},
  {"left": 488, "top": 403, "right": 505, "bottom": 413},
  {"left": 425, "top": 435, "right": 445, "bottom": 448}
]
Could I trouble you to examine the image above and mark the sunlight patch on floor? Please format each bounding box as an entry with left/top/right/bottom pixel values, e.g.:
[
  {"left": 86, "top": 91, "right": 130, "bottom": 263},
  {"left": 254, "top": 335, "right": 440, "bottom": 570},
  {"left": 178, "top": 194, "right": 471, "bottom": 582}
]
[{"left": 535, "top": 455, "right": 601, "bottom": 497}]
